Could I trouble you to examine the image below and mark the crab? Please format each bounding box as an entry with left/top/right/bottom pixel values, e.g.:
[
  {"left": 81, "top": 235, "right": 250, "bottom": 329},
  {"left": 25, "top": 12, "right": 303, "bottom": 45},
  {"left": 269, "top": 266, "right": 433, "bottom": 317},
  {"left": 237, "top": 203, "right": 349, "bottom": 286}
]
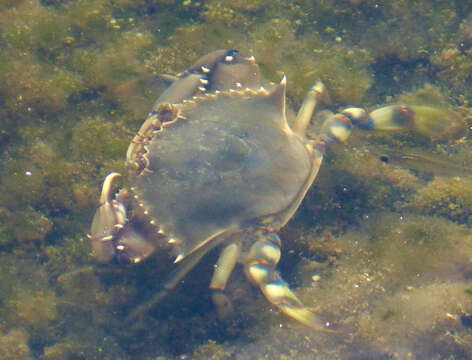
[{"left": 89, "top": 50, "right": 419, "bottom": 329}]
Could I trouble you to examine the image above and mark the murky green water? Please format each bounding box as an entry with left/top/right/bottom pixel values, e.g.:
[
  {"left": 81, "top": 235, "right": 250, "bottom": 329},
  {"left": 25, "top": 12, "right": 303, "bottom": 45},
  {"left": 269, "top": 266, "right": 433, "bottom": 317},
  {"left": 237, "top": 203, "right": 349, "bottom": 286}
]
[{"left": 0, "top": 1, "right": 472, "bottom": 359}]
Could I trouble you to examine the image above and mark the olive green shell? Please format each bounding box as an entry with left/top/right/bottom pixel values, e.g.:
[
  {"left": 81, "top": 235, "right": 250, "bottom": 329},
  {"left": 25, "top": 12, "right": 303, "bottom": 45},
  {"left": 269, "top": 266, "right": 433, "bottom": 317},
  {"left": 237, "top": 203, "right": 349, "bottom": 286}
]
[{"left": 132, "top": 88, "right": 313, "bottom": 256}]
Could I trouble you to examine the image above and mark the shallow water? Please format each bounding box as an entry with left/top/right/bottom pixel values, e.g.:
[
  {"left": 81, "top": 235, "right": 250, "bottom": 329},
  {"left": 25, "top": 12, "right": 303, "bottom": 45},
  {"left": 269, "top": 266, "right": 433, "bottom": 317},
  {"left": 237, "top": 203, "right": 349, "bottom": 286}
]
[{"left": 0, "top": 1, "right": 472, "bottom": 359}]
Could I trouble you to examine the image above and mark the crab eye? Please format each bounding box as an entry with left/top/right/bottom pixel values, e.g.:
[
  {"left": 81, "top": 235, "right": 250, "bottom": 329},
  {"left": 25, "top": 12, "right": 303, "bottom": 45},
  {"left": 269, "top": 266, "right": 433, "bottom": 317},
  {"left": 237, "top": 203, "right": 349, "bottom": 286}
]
[{"left": 224, "top": 49, "right": 240, "bottom": 63}]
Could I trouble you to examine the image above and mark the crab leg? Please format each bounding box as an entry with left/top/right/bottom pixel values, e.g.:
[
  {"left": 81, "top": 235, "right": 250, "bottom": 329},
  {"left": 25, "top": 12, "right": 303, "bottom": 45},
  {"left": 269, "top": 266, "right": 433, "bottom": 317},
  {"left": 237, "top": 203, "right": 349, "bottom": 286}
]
[
  {"left": 244, "top": 231, "right": 329, "bottom": 330},
  {"left": 292, "top": 81, "right": 330, "bottom": 135},
  {"left": 210, "top": 241, "right": 242, "bottom": 290},
  {"left": 125, "top": 243, "right": 210, "bottom": 323},
  {"left": 209, "top": 240, "right": 242, "bottom": 318},
  {"left": 126, "top": 229, "right": 239, "bottom": 322}
]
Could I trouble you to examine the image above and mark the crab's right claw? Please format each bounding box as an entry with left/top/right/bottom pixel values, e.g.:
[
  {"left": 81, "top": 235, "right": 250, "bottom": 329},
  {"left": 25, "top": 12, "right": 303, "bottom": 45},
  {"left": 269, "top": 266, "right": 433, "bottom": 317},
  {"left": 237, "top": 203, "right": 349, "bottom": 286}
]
[{"left": 89, "top": 172, "right": 127, "bottom": 263}]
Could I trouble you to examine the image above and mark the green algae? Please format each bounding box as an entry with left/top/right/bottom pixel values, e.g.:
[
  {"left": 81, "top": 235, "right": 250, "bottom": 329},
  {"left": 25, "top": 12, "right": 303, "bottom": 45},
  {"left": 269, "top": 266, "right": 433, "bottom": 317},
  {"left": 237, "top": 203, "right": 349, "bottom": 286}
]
[
  {"left": 0, "top": 329, "right": 32, "bottom": 360},
  {"left": 0, "top": 0, "right": 472, "bottom": 359},
  {"left": 192, "top": 340, "right": 232, "bottom": 360},
  {"left": 284, "top": 214, "right": 472, "bottom": 359},
  {"left": 71, "top": 116, "right": 129, "bottom": 167},
  {"left": 404, "top": 177, "right": 472, "bottom": 224}
]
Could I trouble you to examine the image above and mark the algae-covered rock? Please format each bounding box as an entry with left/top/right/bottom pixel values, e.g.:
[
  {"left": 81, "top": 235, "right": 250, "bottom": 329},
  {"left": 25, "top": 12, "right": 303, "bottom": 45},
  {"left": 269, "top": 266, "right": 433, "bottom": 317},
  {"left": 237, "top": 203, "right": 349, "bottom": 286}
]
[
  {"left": 71, "top": 116, "right": 129, "bottom": 167},
  {"left": 432, "top": 46, "right": 472, "bottom": 103},
  {"left": 0, "top": 329, "right": 33, "bottom": 360},
  {"left": 286, "top": 213, "right": 472, "bottom": 359},
  {"left": 41, "top": 343, "right": 75, "bottom": 360},
  {"left": 249, "top": 18, "right": 373, "bottom": 106},
  {"left": 0, "top": 206, "right": 52, "bottom": 245},
  {"left": 367, "top": 282, "right": 472, "bottom": 358},
  {"left": 9, "top": 207, "right": 53, "bottom": 243},
  {"left": 193, "top": 340, "right": 232, "bottom": 360},
  {"left": 8, "top": 288, "right": 58, "bottom": 332},
  {"left": 404, "top": 176, "right": 472, "bottom": 223},
  {"left": 40, "top": 336, "right": 127, "bottom": 360}
]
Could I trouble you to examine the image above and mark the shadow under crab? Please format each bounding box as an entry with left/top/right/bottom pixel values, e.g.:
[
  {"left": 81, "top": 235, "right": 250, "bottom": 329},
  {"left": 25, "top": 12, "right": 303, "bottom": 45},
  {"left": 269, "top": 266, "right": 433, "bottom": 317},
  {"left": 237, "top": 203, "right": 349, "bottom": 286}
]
[{"left": 89, "top": 49, "right": 433, "bottom": 329}]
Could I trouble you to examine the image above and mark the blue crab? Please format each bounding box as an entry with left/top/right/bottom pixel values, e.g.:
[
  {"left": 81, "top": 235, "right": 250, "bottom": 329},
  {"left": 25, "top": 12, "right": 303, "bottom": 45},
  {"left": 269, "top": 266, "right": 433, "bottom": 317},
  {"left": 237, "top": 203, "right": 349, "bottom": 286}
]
[{"left": 89, "top": 50, "right": 420, "bottom": 329}]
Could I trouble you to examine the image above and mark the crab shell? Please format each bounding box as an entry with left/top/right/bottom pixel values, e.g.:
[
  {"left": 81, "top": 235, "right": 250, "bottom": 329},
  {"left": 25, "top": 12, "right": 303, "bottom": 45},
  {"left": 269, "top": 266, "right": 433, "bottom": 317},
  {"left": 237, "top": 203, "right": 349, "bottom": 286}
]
[
  {"left": 113, "top": 51, "right": 322, "bottom": 263},
  {"left": 131, "top": 83, "right": 318, "bottom": 254}
]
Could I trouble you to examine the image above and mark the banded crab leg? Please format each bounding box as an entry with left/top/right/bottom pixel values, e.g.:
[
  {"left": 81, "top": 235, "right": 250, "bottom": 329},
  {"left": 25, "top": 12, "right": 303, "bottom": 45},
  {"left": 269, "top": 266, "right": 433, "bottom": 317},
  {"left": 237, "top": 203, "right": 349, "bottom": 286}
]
[
  {"left": 244, "top": 231, "right": 331, "bottom": 330},
  {"left": 312, "top": 104, "right": 426, "bottom": 152}
]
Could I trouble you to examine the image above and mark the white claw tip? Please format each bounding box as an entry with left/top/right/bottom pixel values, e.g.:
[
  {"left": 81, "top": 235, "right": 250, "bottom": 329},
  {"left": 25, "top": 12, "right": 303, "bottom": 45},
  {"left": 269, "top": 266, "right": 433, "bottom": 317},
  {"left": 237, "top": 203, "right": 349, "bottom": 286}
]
[
  {"left": 174, "top": 254, "right": 184, "bottom": 263},
  {"left": 100, "top": 172, "right": 121, "bottom": 204}
]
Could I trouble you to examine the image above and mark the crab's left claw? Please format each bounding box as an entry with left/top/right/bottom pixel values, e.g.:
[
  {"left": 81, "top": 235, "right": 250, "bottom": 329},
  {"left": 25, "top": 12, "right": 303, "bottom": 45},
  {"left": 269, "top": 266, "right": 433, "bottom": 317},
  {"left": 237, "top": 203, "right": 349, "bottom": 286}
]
[
  {"left": 245, "top": 231, "right": 333, "bottom": 331},
  {"left": 89, "top": 172, "right": 127, "bottom": 263},
  {"left": 367, "top": 105, "right": 466, "bottom": 141}
]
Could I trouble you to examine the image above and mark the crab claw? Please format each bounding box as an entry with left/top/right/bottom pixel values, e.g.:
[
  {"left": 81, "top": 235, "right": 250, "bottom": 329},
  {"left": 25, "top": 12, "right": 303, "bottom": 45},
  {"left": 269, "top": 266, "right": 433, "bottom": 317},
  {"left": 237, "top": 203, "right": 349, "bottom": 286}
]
[
  {"left": 347, "top": 104, "right": 466, "bottom": 141},
  {"left": 260, "top": 273, "right": 327, "bottom": 329},
  {"left": 356, "top": 105, "right": 416, "bottom": 131},
  {"left": 245, "top": 232, "right": 332, "bottom": 331},
  {"left": 89, "top": 172, "right": 127, "bottom": 263}
]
